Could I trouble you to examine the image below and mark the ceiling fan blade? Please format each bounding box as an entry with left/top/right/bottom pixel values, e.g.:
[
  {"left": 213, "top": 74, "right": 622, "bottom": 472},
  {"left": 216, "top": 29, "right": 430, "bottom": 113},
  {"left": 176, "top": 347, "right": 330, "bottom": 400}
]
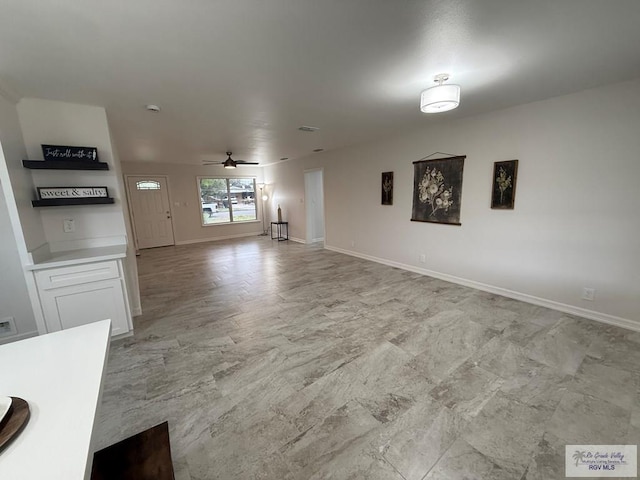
[{"left": 202, "top": 152, "right": 259, "bottom": 166}]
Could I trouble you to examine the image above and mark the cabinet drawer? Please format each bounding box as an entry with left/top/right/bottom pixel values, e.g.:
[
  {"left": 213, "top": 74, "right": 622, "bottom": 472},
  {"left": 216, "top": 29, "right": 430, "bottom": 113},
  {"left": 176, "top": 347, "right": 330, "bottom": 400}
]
[{"left": 35, "top": 260, "right": 120, "bottom": 290}]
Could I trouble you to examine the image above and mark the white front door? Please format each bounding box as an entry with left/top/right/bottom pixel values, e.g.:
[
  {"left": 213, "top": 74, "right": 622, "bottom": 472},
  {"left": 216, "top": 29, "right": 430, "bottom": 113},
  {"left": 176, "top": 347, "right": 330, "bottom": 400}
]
[{"left": 126, "top": 176, "right": 175, "bottom": 249}]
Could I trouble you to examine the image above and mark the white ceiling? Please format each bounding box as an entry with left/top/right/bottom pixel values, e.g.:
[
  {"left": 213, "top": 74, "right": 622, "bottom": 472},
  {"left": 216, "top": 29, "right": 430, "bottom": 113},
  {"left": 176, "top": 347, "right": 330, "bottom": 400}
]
[{"left": 1, "top": 0, "right": 639, "bottom": 166}]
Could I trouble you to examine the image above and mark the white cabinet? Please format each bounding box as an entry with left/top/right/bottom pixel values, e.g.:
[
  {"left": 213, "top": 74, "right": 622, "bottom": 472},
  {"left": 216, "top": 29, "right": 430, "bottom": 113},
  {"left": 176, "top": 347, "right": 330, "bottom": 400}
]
[{"left": 34, "top": 258, "right": 132, "bottom": 337}]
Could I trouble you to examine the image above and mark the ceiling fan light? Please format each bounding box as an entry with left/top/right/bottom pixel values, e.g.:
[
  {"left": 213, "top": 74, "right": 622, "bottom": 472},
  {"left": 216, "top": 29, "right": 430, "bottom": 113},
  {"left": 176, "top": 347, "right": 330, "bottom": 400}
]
[
  {"left": 223, "top": 158, "right": 236, "bottom": 169},
  {"left": 420, "top": 84, "right": 460, "bottom": 113}
]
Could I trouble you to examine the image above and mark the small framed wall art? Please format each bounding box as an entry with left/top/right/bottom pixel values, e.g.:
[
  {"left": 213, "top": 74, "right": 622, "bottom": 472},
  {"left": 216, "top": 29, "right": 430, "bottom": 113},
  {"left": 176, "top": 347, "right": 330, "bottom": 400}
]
[
  {"left": 491, "top": 160, "right": 518, "bottom": 209},
  {"left": 381, "top": 172, "right": 393, "bottom": 205}
]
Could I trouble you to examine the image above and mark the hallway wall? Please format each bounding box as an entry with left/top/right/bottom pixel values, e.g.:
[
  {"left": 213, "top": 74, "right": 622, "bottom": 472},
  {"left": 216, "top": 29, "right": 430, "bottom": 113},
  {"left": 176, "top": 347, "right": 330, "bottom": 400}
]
[{"left": 265, "top": 79, "right": 640, "bottom": 327}]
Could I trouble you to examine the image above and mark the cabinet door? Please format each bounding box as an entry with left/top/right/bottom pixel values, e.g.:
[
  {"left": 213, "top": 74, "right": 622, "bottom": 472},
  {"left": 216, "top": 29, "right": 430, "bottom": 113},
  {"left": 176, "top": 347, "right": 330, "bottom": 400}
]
[{"left": 39, "top": 278, "right": 130, "bottom": 336}]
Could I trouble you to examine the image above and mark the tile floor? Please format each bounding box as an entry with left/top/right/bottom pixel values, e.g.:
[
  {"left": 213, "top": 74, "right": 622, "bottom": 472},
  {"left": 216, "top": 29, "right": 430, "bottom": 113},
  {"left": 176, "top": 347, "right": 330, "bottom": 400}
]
[{"left": 94, "top": 238, "right": 640, "bottom": 480}]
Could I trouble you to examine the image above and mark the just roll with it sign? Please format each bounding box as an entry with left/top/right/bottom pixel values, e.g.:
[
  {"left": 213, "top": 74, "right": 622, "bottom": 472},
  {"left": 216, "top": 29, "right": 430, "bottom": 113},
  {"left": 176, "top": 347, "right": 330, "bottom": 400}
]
[{"left": 42, "top": 144, "right": 99, "bottom": 162}]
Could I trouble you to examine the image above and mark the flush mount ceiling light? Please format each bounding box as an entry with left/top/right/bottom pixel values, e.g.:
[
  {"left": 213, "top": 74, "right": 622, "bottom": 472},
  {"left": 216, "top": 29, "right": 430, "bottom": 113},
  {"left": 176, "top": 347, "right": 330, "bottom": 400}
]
[
  {"left": 420, "top": 74, "right": 460, "bottom": 113},
  {"left": 145, "top": 104, "right": 161, "bottom": 112}
]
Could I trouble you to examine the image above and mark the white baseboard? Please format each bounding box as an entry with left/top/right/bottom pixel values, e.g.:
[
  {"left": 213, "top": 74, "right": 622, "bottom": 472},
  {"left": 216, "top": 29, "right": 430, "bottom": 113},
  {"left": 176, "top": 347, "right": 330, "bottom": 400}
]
[
  {"left": 324, "top": 245, "right": 640, "bottom": 333},
  {"left": 112, "top": 330, "right": 134, "bottom": 341},
  {"left": 0, "top": 330, "right": 38, "bottom": 345},
  {"left": 175, "top": 231, "right": 262, "bottom": 245},
  {"left": 289, "top": 236, "right": 306, "bottom": 244}
]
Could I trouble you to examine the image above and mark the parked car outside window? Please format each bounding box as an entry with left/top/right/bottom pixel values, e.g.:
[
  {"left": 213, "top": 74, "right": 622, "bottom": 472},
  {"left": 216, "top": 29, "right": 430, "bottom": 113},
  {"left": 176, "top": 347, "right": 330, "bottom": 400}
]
[{"left": 202, "top": 201, "right": 218, "bottom": 217}]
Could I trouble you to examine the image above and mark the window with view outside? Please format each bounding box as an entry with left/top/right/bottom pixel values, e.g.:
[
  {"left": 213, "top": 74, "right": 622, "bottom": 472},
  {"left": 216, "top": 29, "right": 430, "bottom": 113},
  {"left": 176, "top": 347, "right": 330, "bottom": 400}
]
[{"left": 199, "top": 177, "right": 257, "bottom": 225}]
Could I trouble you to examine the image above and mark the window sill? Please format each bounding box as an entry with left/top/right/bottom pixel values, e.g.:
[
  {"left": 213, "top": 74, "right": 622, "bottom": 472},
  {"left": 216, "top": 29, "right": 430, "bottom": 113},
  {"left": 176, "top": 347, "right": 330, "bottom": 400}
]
[{"left": 201, "top": 219, "right": 262, "bottom": 227}]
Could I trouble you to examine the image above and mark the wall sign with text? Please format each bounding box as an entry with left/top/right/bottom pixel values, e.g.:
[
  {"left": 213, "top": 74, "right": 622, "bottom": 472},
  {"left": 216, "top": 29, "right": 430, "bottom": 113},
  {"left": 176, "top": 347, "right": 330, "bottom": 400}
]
[
  {"left": 41, "top": 144, "right": 99, "bottom": 162},
  {"left": 37, "top": 187, "right": 109, "bottom": 199}
]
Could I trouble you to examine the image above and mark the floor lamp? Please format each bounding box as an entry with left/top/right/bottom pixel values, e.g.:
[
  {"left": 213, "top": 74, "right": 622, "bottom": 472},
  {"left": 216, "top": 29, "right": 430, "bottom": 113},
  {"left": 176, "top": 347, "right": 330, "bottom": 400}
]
[{"left": 258, "top": 184, "right": 268, "bottom": 236}]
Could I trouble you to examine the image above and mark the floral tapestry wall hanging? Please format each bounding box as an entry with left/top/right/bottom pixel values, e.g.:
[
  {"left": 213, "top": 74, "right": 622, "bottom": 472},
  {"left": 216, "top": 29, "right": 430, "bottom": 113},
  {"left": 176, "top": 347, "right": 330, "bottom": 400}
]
[
  {"left": 411, "top": 155, "right": 465, "bottom": 225},
  {"left": 381, "top": 172, "right": 393, "bottom": 205},
  {"left": 491, "top": 159, "right": 518, "bottom": 209}
]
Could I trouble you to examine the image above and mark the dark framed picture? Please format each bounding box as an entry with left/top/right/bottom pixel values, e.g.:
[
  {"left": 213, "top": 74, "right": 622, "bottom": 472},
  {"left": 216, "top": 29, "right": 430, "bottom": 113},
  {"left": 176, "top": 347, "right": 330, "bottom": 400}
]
[
  {"left": 381, "top": 172, "right": 393, "bottom": 205},
  {"left": 491, "top": 160, "right": 518, "bottom": 209},
  {"left": 411, "top": 155, "right": 465, "bottom": 225}
]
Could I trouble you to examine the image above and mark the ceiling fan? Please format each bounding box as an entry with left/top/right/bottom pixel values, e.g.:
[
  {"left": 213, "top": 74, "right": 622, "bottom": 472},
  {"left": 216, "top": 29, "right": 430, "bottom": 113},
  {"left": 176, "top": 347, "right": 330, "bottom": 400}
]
[{"left": 203, "top": 151, "right": 259, "bottom": 169}]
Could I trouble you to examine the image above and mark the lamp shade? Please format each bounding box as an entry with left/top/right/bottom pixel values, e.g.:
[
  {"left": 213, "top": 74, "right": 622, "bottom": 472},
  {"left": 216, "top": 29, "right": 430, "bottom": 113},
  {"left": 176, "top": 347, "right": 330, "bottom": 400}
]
[{"left": 420, "top": 84, "right": 460, "bottom": 113}]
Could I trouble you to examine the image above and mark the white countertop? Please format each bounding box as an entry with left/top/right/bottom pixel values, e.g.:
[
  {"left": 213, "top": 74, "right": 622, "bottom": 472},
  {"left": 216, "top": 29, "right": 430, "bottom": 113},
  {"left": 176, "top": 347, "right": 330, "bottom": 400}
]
[
  {"left": 0, "top": 320, "right": 111, "bottom": 480},
  {"left": 26, "top": 244, "right": 127, "bottom": 270}
]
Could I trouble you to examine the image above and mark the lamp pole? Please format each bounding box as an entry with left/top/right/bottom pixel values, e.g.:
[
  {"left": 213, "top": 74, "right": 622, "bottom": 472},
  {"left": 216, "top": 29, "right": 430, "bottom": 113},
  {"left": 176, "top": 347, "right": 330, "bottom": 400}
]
[{"left": 259, "top": 185, "right": 268, "bottom": 236}]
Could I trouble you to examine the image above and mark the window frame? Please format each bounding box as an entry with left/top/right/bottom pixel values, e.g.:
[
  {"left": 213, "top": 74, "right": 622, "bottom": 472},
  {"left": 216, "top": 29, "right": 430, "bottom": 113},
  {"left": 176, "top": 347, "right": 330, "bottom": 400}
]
[
  {"left": 135, "top": 180, "right": 161, "bottom": 190},
  {"left": 196, "top": 175, "right": 259, "bottom": 227}
]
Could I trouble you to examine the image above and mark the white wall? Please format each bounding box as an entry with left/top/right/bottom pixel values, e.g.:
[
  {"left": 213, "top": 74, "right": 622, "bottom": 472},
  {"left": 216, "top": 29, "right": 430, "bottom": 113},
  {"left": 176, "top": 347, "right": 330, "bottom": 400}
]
[
  {"left": 265, "top": 159, "right": 317, "bottom": 243},
  {"left": 0, "top": 94, "right": 39, "bottom": 340},
  {"left": 0, "top": 181, "right": 37, "bottom": 342},
  {"left": 106, "top": 117, "right": 142, "bottom": 315},
  {"left": 16, "top": 98, "right": 140, "bottom": 315},
  {"left": 17, "top": 98, "right": 127, "bottom": 251},
  {"left": 265, "top": 79, "right": 640, "bottom": 327},
  {"left": 0, "top": 96, "right": 46, "bottom": 260},
  {"left": 122, "top": 161, "right": 265, "bottom": 244}
]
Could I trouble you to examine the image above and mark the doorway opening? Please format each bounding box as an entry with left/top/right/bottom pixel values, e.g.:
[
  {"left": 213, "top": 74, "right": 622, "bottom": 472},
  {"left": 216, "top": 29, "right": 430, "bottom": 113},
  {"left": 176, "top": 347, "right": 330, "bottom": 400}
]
[{"left": 304, "top": 169, "right": 325, "bottom": 244}]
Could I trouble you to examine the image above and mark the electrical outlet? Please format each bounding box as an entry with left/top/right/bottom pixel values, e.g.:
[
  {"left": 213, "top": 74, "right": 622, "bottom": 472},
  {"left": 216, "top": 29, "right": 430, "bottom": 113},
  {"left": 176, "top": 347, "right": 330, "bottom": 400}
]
[
  {"left": 63, "top": 219, "right": 75, "bottom": 233},
  {"left": 419, "top": 253, "right": 426, "bottom": 263},
  {"left": 0, "top": 317, "right": 17, "bottom": 337},
  {"left": 582, "top": 287, "right": 596, "bottom": 301}
]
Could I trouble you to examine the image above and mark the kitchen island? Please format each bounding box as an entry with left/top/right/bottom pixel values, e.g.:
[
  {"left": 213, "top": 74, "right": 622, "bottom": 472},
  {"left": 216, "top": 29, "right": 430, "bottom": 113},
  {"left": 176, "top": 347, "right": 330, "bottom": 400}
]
[{"left": 0, "top": 320, "right": 111, "bottom": 479}]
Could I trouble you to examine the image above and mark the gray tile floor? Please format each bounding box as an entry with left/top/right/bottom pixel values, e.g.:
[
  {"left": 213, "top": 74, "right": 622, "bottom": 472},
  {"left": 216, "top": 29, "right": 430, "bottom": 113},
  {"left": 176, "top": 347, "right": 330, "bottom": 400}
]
[{"left": 95, "top": 238, "right": 640, "bottom": 480}]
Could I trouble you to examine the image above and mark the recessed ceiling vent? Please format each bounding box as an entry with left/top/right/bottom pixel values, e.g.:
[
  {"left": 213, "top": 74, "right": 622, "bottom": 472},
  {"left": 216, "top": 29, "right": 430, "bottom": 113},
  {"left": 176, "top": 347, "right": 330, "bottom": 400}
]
[{"left": 298, "top": 126, "right": 320, "bottom": 132}]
